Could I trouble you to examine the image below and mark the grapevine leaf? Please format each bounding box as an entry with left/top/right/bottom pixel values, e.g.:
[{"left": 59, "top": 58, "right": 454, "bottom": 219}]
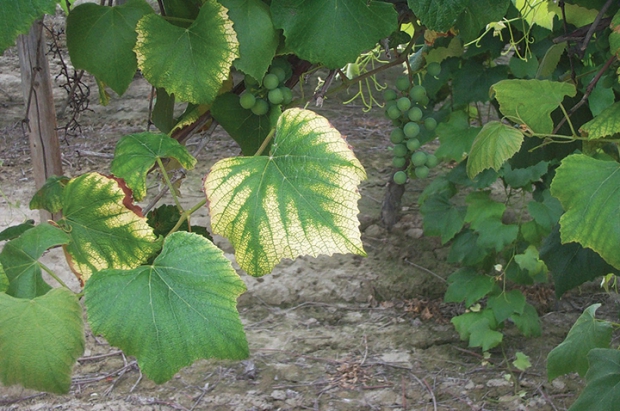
[
  {"left": 540, "top": 225, "right": 620, "bottom": 298},
  {"left": 475, "top": 219, "right": 519, "bottom": 252},
  {"left": 579, "top": 101, "right": 620, "bottom": 139},
  {"left": 454, "top": 0, "right": 511, "bottom": 43},
  {"left": 452, "top": 309, "right": 498, "bottom": 340},
  {"left": 447, "top": 161, "right": 498, "bottom": 189},
  {"left": 271, "top": 0, "right": 397, "bottom": 68},
  {"left": 447, "top": 229, "right": 489, "bottom": 266},
  {"left": 420, "top": 193, "right": 466, "bottom": 244},
  {"left": 84, "top": 232, "right": 248, "bottom": 383},
  {"left": 0, "top": 288, "right": 84, "bottom": 394},
  {"left": 146, "top": 204, "right": 211, "bottom": 240},
  {"left": 468, "top": 318, "right": 503, "bottom": 351},
  {"left": 435, "top": 110, "right": 481, "bottom": 162},
  {"left": 466, "top": 121, "right": 524, "bottom": 179},
  {"left": 110, "top": 132, "right": 197, "bottom": 201},
  {"left": 513, "top": 0, "right": 557, "bottom": 30},
  {"left": 407, "top": 0, "right": 468, "bottom": 32},
  {"left": 514, "top": 245, "right": 548, "bottom": 277},
  {"left": 160, "top": 0, "right": 201, "bottom": 19},
  {"left": 527, "top": 190, "right": 563, "bottom": 231},
  {"left": 444, "top": 268, "right": 495, "bottom": 307},
  {"left": 29, "top": 175, "right": 69, "bottom": 214},
  {"left": 610, "top": 9, "right": 620, "bottom": 56},
  {"left": 509, "top": 55, "right": 539, "bottom": 79},
  {"left": 464, "top": 191, "right": 506, "bottom": 229},
  {"left": 0, "top": 224, "right": 70, "bottom": 299},
  {"left": 66, "top": 0, "right": 153, "bottom": 96},
  {"left": 589, "top": 82, "right": 615, "bottom": 117},
  {"left": 487, "top": 290, "right": 526, "bottom": 323},
  {"left": 547, "top": 304, "right": 613, "bottom": 380},
  {"left": 513, "top": 352, "right": 532, "bottom": 371},
  {"left": 551, "top": 154, "right": 620, "bottom": 269},
  {"left": 205, "top": 108, "right": 367, "bottom": 276},
  {"left": 220, "top": 0, "right": 278, "bottom": 82},
  {"left": 501, "top": 161, "right": 548, "bottom": 189},
  {"left": 452, "top": 61, "right": 509, "bottom": 106},
  {"left": 0, "top": 0, "right": 57, "bottom": 54},
  {"left": 59, "top": 173, "right": 162, "bottom": 284},
  {"left": 135, "top": 2, "right": 239, "bottom": 105},
  {"left": 0, "top": 220, "right": 35, "bottom": 242},
  {"left": 0, "top": 264, "right": 7, "bottom": 292},
  {"left": 569, "top": 348, "right": 620, "bottom": 411},
  {"left": 491, "top": 79, "right": 577, "bottom": 134},
  {"left": 151, "top": 88, "right": 175, "bottom": 134},
  {"left": 536, "top": 43, "right": 567, "bottom": 79},
  {"left": 510, "top": 303, "right": 541, "bottom": 337}
]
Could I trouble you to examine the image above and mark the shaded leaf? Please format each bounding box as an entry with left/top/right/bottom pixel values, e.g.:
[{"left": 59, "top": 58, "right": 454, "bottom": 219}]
[
  {"left": 0, "top": 264, "right": 7, "bottom": 292},
  {"left": 509, "top": 55, "right": 539, "bottom": 79},
  {"left": 455, "top": 0, "right": 511, "bottom": 42},
  {"left": 467, "top": 121, "right": 524, "bottom": 179},
  {"left": 527, "top": 189, "right": 563, "bottom": 231},
  {"left": 444, "top": 268, "right": 495, "bottom": 307},
  {"left": 151, "top": 88, "right": 175, "bottom": 134},
  {"left": 0, "top": 220, "right": 35, "bottom": 242},
  {"left": 146, "top": 204, "right": 211, "bottom": 240},
  {"left": 407, "top": 0, "right": 468, "bottom": 32},
  {"left": 487, "top": 290, "right": 526, "bottom": 323},
  {"left": 536, "top": 43, "right": 566, "bottom": 79},
  {"left": 0, "top": 224, "right": 70, "bottom": 299},
  {"left": 85, "top": 232, "right": 248, "bottom": 383},
  {"left": 452, "top": 61, "right": 508, "bottom": 106},
  {"left": 501, "top": 161, "right": 548, "bottom": 188},
  {"left": 569, "top": 348, "right": 620, "bottom": 411},
  {"left": 468, "top": 318, "right": 503, "bottom": 351},
  {"left": 514, "top": 245, "right": 548, "bottom": 277},
  {"left": 475, "top": 219, "right": 519, "bottom": 252},
  {"left": 452, "top": 309, "right": 498, "bottom": 340},
  {"left": 447, "top": 229, "right": 489, "bottom": 266},
  {"left": 435, "top": 110, "right": 480, "bottom": 162},
  {"left": 420, "top": 193, "right": 465, "bottom": 244},
  {"left": 513, "top": 352, "right": 532, "bottom": 371},
  {"left": 510, "top": 303, "right": 541, "bottom": 337},
  {"left": 205, "top": 108, "right": 366, "bottom": 276},
  {"left": 0, "top": 288, "right": 84, "bottom": 393},
  {"left": 464, "top": 191, "right": 506, "bottom": 228},
  {"left": 0, "top": 0, "right": 57, "bottom": 54},
  {"left": 547, "top": 304, "right": 612, "bottom": 380},
  {"left": 29, "top": 175, "right": 69, "bottom": 214},
  {"left": 580, "top": 101, "right": 620, "bottom": 140}
]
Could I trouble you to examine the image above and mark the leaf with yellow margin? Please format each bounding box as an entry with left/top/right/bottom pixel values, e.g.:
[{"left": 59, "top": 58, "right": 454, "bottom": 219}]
[{"left": 204, "top": 108, "right": 367, "bottom": 276}]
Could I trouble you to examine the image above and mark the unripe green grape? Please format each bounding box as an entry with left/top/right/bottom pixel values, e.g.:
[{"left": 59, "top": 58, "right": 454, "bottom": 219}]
[
  {"left": 393, "top": 170, "right": 407, "bottom": 185},
  {"left": 251, "top": 99, "right": 269, "bottom": 116},
  {"left": 386, "top": 105, "right": 402, "bottom": 120},
  {"left": 411, "top": 151, "right": 427, "bottom": 167},
  {"left": 415, "top": 166, "right": 429, "bottom": 179},
  {"left": 426, "top": 154, "right": 439, "bottom": 168},
  {"left": 239, "top": 92, "right": 256, "bottom": 109},
  {"left": 281, "top": 87, "right": 293, "bottom": 104},
  {"left": 391, "top": 119, "right": 403, "bottom": 127},
  {"left": 263, "top": 73, "right": 280, "bottom": 90},
  {"left": 396, "top": 75, "right": 410, "bottom": 91},
  {"left": 403, "top": 122, "right": 420, "bottom": 138},
  {"left": 419, "top": 95, "right": 430, "bottom": 107},
  {"left": 384, "top": 88, "right": 398, "bottom": 101},
  {"left": 426, "top": 62, "right": 441, "bottom": 77},
  {"left": 397, "top": 97, "right": 412, "bottom": 112},
  {"left": 390, "top": 128, "right": 405, "bottom": 144},
  {"left": 393, "top": 143, "right": 408, "bottom": 157},
  {"left": 268, "top": 88, "right": 284, "bottom": 104},
  {"left": 270, "top": 67, "right": 286, "bottom": 83},
  {"left": 407, "top": 106, "right": 423, "bottom": 122},
  {"left": 409, "top": 85, "right": 427, "bottom": 102},
  {"left": 406, "top": 138, "right": 421, "bottom": 151},
  {"left": 385, "top": 100, "right": 397, "bottom": 110},
  {"left": 392, "top": 156, "right": 406, "bottom": 168},
  {"left": 424, "top": 117, "right": 438, "bottom": 131}
]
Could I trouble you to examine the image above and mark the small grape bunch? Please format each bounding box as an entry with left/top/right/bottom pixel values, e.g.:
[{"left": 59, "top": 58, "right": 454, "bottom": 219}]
[{"left": 239, "top": 58, "right": 294, "bottom": 116}]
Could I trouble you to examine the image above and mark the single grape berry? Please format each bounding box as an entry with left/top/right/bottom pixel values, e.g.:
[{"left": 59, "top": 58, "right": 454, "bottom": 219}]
[
  {"left": 393, "top": 143, "right": 408, "bottom": 158},
  {"left": 407, "top": 106, "right": 423, "bottom": 122},
  {"left": 386, "top": 105, "right": 402, "bottom": 120},
  {"left": 384, "top": 88, "right": 398, "bottom": 101},
  {"left": 392, "top": 157, "right": 406, "bottom": 168},
  {"left": 409, "top": 85, "right": 427, "bottom": 102},
  {"left": 411, "top": 151, "right": 427, "bottom": 167},
  {"left": 415, "top": 166, "right": 430, "bottom": 179},
  {"left": 426, "top": 62, "right": 441, "bottom": 77},
  {"left": 424, "top": 117, "right": 438, "bottom": 131},
  {"left": 393, "top": 170, "right": 407, "bottom": 185},
  {"left": 390, "top": 128, "right": 405, "bottom": 144},
  {"left": 396, "top": 75, "right": 410, "bottom": 91},
  {"left": 263, "top": 73, "right": 280, "bottom": 90},
  {"left": 403, "top": 122, "right": 420, "bottom": 138},
  {"left": 239, "top": 92, "right": 256, "bottom": 110},
  {"left": 397, "top": 97, "right": 412, "bottom": 112},
  {"left": 251, "top": 99, "right": 269, "bottom": 116},
  {"left": 281, "top": 87, "right": 293, "bottom": 104},
  {"left": 268, "top": 88, "right": 284, "bottom": 104},
  {"left": 406, "top": 138, "right": 421, "bottom": 151},
  {"left": 270, "top": 67, "right": 286, "bottom": 83},
  {"left": 426, "top": 154, "right": 439, "bottom": 168}
]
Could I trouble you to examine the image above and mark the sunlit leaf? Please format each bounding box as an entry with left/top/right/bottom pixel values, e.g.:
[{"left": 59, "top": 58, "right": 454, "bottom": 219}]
[
  {"left": 513, "top": 352, "right": 532, "bottom": 371},
  {"left": 271, "top": 0, "right": 397, "bottom": 68},
  {"left": 135, "top": 2, "right": 239, "bottom": 105},
  {"left": 467, "top": 121, "right": 524, "bottom": 179},
  {"left": 444, "top": 268, "right": 495, "bottom": 307},
  {"left": 85, "top": 232, "right": 248, "bottom": 383},
  {"left": 205, "top": 108, "right": 367, "bottom": 276},
  {"left": 452, "top": 309, "right": 503, "bottom": 351},
  {"left": 580, "top": 101, "right": 620, "bottom": 140},
  {"left": 0, "top": 288, "right": 84, "bottom": 394},
  {"left": 514, "top": 245, "right": 548, "bottom": 278},
  {"left": 0, "top": 224, "right": 70, "bottom": 299},
  {"left": 513, "top": 0, "right": 557, "bottom": 30},
  {"left": 0, "top": 0, "right": 57, "bottom": 54},
  {"left": 551, "top": 154, "right": 620, "bottom": 269},
  {"left": 29, "top": 175, "right": 69, "bottom": 214},
  {"left": 569, "top": 348, "right": 620, "bottom": 411}
]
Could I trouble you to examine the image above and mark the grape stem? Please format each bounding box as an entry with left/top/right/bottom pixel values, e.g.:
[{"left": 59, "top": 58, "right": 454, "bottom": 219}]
[{"left": 254, "top": 128, "right": 276, "bottom": 156}]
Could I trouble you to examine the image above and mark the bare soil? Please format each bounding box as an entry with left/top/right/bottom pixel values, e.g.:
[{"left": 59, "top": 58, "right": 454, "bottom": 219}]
[{"left": 0, "top": 17, "right": 615, "bottom": 411}]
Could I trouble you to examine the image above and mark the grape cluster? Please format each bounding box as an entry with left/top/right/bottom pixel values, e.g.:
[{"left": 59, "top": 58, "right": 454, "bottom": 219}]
[
  {"left": 239, "top": 58, "right": 294, "bottom": 116},
  {"left": 384, "top": 73, "right": 441, "bottom": 185}
]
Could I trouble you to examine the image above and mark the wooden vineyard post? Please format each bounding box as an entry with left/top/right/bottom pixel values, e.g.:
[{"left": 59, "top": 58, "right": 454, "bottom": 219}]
[{"left": 17, "top": 19, "right": 63, "bottom": 222}]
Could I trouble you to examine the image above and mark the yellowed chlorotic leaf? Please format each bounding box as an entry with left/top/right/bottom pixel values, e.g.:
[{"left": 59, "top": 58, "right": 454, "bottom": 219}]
[{"left": 204, "top": 108, "right": 367, "bottom": 276}]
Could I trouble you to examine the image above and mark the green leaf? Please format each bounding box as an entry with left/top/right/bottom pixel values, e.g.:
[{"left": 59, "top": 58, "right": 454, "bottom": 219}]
[
  {"left": 589, "top": 81, "right": 615, "bottom": 117},
  {"left": 0, "top": 220, "right": 35, "bottom": 242},
  {"left": 540, "top": 225, "right": 620, "bottom": 298},
  {"left": 580, "top": 101, "right": 620, "bottom": 140},
  {"left": 527, "top": 189, "right": 563, "bottom": 231},
  {"left": 468, "top": 318, "right": 503, "bottom": 351},
  {"left": 547, "top": 304, "right": 613, "bottom": 380},
  {"left": 455, "top": 0, "right": 511, "bottom": 43},
  {"left": 271, "top": 0, "right": 397, "bottom": 68},
  {"left": 487, "top": 290, "right": 526, "bottom": 323},
  {"left": 0, "top": 264, "right": 8, "bottom": 293},
  {"left": 205, "top": 108, "right": 367, "bottom": 276},
  {"left": 452, "top": 309, "right": 498, "bottom": 340},
  {"left": 0, "top": 224, "right": 70, "bottom": 299},
  {"left": 84, "top": 232, "right": 248, "bottom": 383},
  {"left": 513, "top": 352, "right": 532, "bottom": 371},
  {"left": 66, "top": 0, "right": 153, "bottom": 95},
  {"left": 536, "top": 43, "right": 566, "bottom": 79},
  {"left": 551, "top": 154, "right": 620, "bottom": 269},
  {"left": 151, "top": 88, "right": 175, "bottom": 134},
  {"left": 569, "top": 348, "right": 620, "bottom": 411},
  {"left": 220, "top": 0, "right": 278, "bottom": 82},
  {"left": 0, "top": 0, "right": 57, "bottom": 54},
  {"left": 435, "top": 110, "right": 481, "bottom": 162},
  {"left": 146, "top": 204, "right": 211, "bottom": 240},
  {"left": 491, "top": 79, "right": 577, "bottom": 134},
  {"left": 420, "top": 193, "right": 465, "bottom": 244},
  {"left": 135, "top": 2, "right": 239, "bottom": 105},
  {"left": 467, "top": 121, "right": 524, "bottom": 179},
  {"left": 513, "top": 0, "right": 557, "bottom": 30},
  {"left": 509, "top": 55, "right": 539, "bottom": 79},
  {"left": 211, "top": 92, "right": 279, "bottom": 156},
  {"left": 444, "top": 268, "right": 495, "bottom": 307},
  {"left": 447, "top": 161, "right": 498, "bottom": 189},
  {"left": 29, "top": 175, "right": 69, "bottom": 214},
  {"left": 160, "top": 0, "right": 201, "bottom": 20},
  {"left": 407, "top": 0, "right": 468, "bottom": 32},
  {"left": 59, "top": 173, "right": 162, "bottom": 283},
  {"left": 514, "top": 245, "right": 548, "bottom": 277},
  {"left": 0, "top": 288, "right": 84, "bottom": 394},
  {"left": 110, "top": 132, "right": 196, "bottom": 201},
  {"left": 464, "top": 191, "right": 506, "bottom": 228},
  {"left": 475, "top": 219, "right": 519, "bottom": 252},
  {"left": 610, "top": 9, "right": 620, "bottom": 56},
  {"left": 510, "top": 303, "right": 541, "bottom": 337},
  {"left": 453, "top": 61, "right": 508, "bottom": 106},
  {"left": 501, "top": 161, "right": 548, "bottom": 188},
  {"left": 447, "top": 229, "right": 489, "bottom": 266}
]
